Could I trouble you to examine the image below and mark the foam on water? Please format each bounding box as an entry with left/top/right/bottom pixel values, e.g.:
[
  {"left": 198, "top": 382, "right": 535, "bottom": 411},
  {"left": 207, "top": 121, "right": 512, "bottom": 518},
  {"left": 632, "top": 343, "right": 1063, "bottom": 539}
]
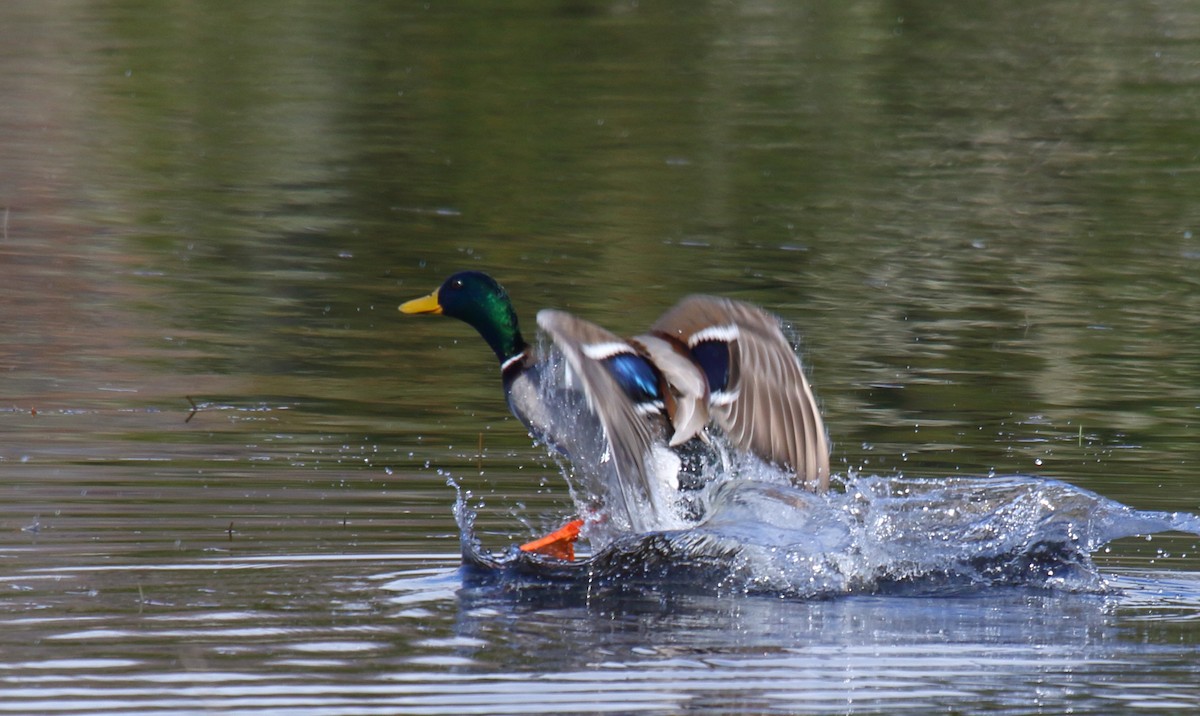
[{"left": 456, "top": 472, "right": 1200, "bottom": 598}]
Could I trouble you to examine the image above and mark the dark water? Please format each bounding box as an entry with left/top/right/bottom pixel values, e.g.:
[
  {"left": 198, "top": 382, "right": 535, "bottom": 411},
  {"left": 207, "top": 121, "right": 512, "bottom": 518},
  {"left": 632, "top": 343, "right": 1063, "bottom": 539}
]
[{"left": 3, "top": 1, "right": 1200, "bottom": 713}]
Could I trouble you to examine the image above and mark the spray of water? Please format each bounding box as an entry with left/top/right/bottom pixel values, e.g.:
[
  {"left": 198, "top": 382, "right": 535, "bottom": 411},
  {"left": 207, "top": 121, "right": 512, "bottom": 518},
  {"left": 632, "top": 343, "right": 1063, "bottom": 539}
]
[
  {"left": 456, "top": 469, "right": 1200, "bottom": 597},
  {"left": 453, "top": 341, "right": 1200, "bottom": 597}
]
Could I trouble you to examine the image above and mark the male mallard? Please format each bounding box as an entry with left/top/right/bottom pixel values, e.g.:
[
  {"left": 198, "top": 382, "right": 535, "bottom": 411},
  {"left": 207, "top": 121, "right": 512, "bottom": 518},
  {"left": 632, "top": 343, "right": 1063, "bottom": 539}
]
[{"left": 400, "top": 271, "right": 829, "bottom": 539}]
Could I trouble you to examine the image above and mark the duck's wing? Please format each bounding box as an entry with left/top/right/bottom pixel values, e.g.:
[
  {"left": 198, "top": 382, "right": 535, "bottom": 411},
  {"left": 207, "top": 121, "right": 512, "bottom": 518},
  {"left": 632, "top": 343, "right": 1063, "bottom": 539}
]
[
  {"left": 651, "top": 296, "right": 830, "bottom": 491},
  {"left": 535, "top": 309, "right": 675, "bottom": 533}
]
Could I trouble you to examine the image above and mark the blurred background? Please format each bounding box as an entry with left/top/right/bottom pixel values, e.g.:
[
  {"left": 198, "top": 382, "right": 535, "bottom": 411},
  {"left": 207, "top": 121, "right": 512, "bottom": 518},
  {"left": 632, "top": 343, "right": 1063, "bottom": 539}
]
[
  {"left": 4, "top": 0, "right": 1197, "bottom": 530},
  {"left": 1, "top": 1, "right": 1199, "bottom": 711}
]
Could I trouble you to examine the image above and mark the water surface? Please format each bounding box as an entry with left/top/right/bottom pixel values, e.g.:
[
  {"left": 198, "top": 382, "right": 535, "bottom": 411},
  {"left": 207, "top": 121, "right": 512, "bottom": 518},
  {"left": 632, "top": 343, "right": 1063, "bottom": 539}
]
[{"left": 2, "top": 1, "right": 1200, "bottom": 713}]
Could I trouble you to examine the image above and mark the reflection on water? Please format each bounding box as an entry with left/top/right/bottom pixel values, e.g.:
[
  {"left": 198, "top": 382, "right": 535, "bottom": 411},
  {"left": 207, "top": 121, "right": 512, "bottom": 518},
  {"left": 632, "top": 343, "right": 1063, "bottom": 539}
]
[
  {"left": 7, "top": 554, "right": 1199, "bottom": 715},
  {"left": 442, "top": 571, "right": 1200, "bottom": 714},
  {"left": 3, "top": 0, "right": 1200, "bottom": 713}
]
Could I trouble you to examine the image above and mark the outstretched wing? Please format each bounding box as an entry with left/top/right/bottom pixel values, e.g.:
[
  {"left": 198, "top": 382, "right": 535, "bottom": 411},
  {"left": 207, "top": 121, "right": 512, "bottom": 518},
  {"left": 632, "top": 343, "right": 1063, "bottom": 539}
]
[
  {"left": 651, "top": 296, "right": 829, "bottom": 491},
  {"left": 535, "top": 309, "right": 675, "bottom": 532}
]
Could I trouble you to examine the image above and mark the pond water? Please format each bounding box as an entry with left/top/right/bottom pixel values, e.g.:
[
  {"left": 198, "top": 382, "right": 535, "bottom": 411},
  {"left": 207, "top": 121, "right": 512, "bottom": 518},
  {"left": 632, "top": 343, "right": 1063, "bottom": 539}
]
[{"left": 3, "top": 1, "right": 1200, "bottom": 713}]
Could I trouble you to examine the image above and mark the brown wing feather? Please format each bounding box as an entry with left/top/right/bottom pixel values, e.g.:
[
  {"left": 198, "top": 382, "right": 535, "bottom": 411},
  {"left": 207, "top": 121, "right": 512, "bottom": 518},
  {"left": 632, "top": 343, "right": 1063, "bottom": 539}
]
[
  {"left": 733, "top": 325, "right": 829, "bottom": 490},
  {"left": 536, "top": 309, "right": 668, "bottom": 532},
  {"left": 653, "top": 296, "right": 830, "bottom": 491}
]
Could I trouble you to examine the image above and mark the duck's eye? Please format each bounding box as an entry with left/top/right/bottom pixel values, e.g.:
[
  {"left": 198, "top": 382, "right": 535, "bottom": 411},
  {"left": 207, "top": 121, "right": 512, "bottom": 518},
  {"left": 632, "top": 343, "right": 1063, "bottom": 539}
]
[{"left": 450, "top": 279, "right": 464, "bottom": 289}]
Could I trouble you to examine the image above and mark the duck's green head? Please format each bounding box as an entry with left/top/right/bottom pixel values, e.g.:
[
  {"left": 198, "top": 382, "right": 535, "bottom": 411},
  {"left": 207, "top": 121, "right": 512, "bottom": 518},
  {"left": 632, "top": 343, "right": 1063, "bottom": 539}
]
[{"left": 400, "top": 271, "right": 527, "bottom": 364}]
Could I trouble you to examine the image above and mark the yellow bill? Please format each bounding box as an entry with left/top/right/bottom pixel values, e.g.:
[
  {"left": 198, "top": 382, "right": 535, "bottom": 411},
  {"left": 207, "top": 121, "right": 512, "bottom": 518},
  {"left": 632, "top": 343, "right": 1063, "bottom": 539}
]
[{"left": 399, "top": 290, "right": 442, "bottom": 315}]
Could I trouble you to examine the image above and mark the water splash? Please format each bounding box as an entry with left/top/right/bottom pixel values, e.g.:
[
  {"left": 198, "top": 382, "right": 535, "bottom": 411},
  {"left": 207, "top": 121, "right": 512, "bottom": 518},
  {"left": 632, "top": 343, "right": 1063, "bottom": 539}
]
[
  {"left": 457, "top": 337, "right": 1200, "bottom": 597},
  {"left": 456, "top": 473, "right": 1200, "bottom": 598}
]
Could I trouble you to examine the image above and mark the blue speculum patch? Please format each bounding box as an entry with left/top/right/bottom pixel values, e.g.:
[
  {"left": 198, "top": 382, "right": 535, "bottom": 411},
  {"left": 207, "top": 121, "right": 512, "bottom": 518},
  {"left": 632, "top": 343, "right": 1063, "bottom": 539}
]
[{"left": 603, "top": 353, "right": 661, "bottom": 403}]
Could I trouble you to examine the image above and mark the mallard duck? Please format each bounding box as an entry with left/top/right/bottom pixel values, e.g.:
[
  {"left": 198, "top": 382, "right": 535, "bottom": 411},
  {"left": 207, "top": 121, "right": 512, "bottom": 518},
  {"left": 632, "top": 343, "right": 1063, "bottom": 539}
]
[{"left": 400, "top": 271, "right": 830, "bottom": 540}]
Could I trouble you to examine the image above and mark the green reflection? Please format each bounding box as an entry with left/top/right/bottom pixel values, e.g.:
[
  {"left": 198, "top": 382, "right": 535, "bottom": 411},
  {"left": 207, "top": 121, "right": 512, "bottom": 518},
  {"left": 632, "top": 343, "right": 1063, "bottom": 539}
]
[{"left": 2, "top": 0, "right": 1198, "bottom": 514}]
